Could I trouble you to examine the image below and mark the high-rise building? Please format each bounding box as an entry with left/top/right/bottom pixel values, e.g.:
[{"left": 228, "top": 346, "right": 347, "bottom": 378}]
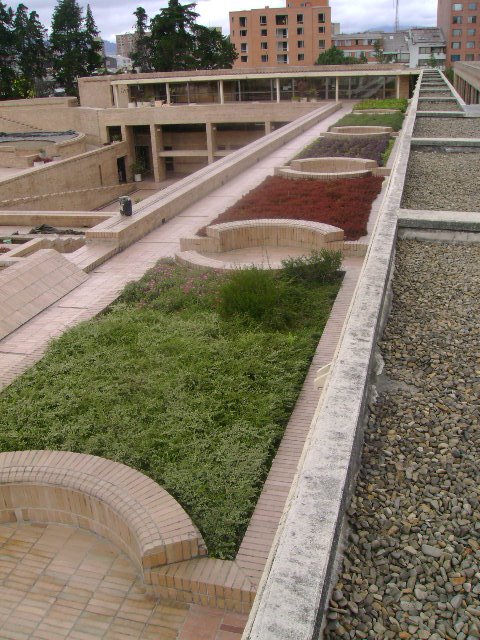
[
  {"left": 437, "top": 0, "right": 479, "bottom": 65},
  {"left": 229, "top": 0, "right": 332, "bottom": 67}
]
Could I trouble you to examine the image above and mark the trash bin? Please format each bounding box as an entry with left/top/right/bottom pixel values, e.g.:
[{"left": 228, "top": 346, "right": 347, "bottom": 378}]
[{"left": 119, "top": 196, "right": 133, "bottom": 216}]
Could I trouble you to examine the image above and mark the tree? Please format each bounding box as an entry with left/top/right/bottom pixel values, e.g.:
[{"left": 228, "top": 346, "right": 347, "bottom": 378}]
[
  {"left": 131, "top": 6, "right": 151, "bottom": 72},
  {"left": 131, "top": 1, "right": 237, "bottom": 73},
  {"left": 373, "top": 39, "right": 387, "bottom": 63},
  {"left": 50, "top": 0, "right": 102, "bottom": 95},
  {"left": 315, "top": 45, "right": 361, "bottom": 66},
  {"left": 0, "top": 2, "right": 16, "bottom": 100},
  {"left": 192, "top": 26, "right": 237, "bottom": 69},
  {"left": 427, "top": 52, "right": 438, "bottom": 68},
  {"left": 84, "top": 5, "right": 103, "bottom": 74},
  {"left": 13, "top": 4, "right": 49, "bottom": 97}
]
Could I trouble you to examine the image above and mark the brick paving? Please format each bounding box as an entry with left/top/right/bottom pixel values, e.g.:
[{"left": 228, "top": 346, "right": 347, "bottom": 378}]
[{"left": 0, "top": 104, "right": 371, "bottom": 638}]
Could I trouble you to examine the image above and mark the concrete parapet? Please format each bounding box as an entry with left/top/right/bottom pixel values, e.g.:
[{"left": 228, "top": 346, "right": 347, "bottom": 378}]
[
  {"left": 324, "top": 125, "right": 393, "bottom": 138},
  {"left": 276, "top": 156, "right": 377, "bottom": 180}
]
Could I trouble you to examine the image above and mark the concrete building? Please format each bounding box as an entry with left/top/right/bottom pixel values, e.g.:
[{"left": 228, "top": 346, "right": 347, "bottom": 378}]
[
  {"left": 116, "top": 33, "right": 136, "bottom": 58},
  {"left": 333, "top": 28, "right": 446, "bottom": 68},
  {"left": 229, "top": 0, "right": 333, "bottom": 67},
  {"left": 437, "top": 0, "right": 480, "bottom": 65}
]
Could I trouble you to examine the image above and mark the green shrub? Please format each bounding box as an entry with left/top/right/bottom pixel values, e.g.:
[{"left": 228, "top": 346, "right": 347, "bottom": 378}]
[
  {"left": 281, "top": 249, "right": 342, "bottom": 283},
  {"left": 354, "top": 98, "right": 408, "bottom": 113},
  {"left": 331, "top": 112, "right": 405, "bottom": 132},
  {"left": 380, "top": 138, "right": 395, "bottom": 166},
  {"left": 219, "top": 267, "right": 280, "bottom": 323}
]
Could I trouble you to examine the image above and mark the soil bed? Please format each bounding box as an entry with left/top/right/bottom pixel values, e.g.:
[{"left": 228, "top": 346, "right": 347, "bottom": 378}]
[
  {"left": 413, "top": 117, "right": 480, "bottom": 138},
  {"left": 401, "top": 149, "right": 480, "bottom": 211},
  {"left": 201, "top": 175, "right": 384, "bottom": 240},
  {"left": 324, "top": 240, "right": 480, "bottom": 640}
]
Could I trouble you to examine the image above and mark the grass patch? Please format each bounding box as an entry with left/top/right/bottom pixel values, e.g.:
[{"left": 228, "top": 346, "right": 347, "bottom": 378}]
[
  {"left": 201, "top": 175, "right": 384, "bottom": 241},
  {"left": 380, "top": 138, "right": 395, "bottom": 166},
  {"left": 332, "top": 112, "right": 405, "bottom": 131},
  {"left": 354, "top": 98, "right": 408, "bottom": 112},
  {"left": 296, "top": 135, "right": 391, "bottom": 166},
  {"left": 0, "top": 260, "right": 341, "bottom": 559}
]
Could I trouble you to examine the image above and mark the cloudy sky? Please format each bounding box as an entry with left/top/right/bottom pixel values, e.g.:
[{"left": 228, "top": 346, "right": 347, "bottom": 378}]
[{"left": 28, "top": 0, "right": 437, "bottom": 42}]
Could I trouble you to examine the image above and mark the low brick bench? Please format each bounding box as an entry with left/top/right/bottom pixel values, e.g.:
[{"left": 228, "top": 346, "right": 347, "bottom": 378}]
[
  {"left": 0, "top": 451, "right": 206, "bottom": 579},
  {"left": 276, "top": 157, "right": 377, "bottom": 181}
]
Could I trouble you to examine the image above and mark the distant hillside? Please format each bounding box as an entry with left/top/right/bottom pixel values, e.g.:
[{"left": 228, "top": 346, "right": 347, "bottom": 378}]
[{"left": 103, "top": 40, "right": 116, "bottom": 56}]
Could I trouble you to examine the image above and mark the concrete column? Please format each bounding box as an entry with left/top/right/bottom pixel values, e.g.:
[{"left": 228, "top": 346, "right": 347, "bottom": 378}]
[
  {"left": 395, "top": 76, "right": 400, "bottom": 99},
  {"left": 206, "top": 123, "right": 216, "bottom": 164},
  {"left": 335, "top": 77, "right": 339, "bottom": 102},
  {"left": 166, "top": 83, "right": 171, "bottom": 105},
  {"left": 265, "top": 121, "right": 272, "bottom": 135},
  {"left": 276, "top": 78, "right": 281, "bottom": 102},
  {"left": 219, "top": 80, "right": 225, "bottom": 104},
  {"left": 112, "top": 85, "right": 118, "bottom": 108},
  {"left": 150, "top": 123, "right": 166, "bottom": 182},
  {"left": 121, "top": 125, "right": 136, "bottom": 178}
]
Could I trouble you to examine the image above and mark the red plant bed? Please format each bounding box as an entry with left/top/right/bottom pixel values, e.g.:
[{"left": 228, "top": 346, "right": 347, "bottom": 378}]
[{"left": 201, "top": 175, "right": 384, "bottom": 241}]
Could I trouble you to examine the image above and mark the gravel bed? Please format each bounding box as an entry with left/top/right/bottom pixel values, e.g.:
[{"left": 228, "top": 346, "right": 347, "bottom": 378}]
[
  {"left": 401, "top": 150, "right": 480, "bottom": 211},
  {"left": 413, "top": 118, "right": 480, "bottom": 139},
  {"left": 419, "top": 91, "right": 454, "bottom": 98},
  {"left": 417, "top": 101, "right": 462, "bottom": 112},
  {"left": 324, "top": 240, "right": 480, "bottom": 640}
]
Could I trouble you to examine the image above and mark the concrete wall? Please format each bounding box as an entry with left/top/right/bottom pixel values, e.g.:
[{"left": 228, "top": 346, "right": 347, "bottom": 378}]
[{"left": 0, "top": 142, "right": 128, "bottom": 210}]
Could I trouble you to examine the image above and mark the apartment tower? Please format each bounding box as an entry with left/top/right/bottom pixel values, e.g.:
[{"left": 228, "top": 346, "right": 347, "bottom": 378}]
[
  {"left": 437, "top": 0, "right": 479, "bottom": 65},
  {"left": 229, "top": 0, "right": 332, "bottom": 68}
]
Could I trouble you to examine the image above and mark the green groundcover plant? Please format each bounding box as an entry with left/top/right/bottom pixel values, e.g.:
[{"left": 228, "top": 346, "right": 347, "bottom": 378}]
[
  {"left": 354, "top": 98, "right": 408, "bottom": 112},
  {"left": 331, "top": 111, "right": 405, "bottom": 132},
  {"left": 0, "top": 258, "right": 341, "bottom": 558}
]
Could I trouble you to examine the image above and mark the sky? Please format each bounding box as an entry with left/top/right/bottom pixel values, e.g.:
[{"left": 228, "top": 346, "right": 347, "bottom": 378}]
[{"left": 26, "top": 0, "right": 438, "bottom": 43}]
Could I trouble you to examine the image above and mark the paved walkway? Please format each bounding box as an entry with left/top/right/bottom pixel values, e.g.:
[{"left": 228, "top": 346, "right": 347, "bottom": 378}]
[{"left": 0, "top": 103, "right": 371, "bottom": 639}]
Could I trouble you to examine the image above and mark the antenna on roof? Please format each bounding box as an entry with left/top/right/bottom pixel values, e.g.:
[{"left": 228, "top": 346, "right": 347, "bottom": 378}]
[{"left": 394, "top": 0, "right": 400, "bottom": 32}]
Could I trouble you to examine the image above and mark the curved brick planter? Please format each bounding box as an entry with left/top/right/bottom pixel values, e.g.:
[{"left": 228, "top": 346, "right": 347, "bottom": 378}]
[
  {"left": 177, "top": 219, "right": 367, "bottom": 271},
  {"left": 324, "top": 125, "right": 393, "bottom": 138},
  {"left": 0, "top": 450, "right": 206, "bottom": 577},
  {"left": 276, "top": 157, "right": 377, "bottom": 181}
]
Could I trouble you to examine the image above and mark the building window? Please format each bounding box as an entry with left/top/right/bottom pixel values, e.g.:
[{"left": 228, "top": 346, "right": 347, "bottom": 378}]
[
  {"left": 452, "top": 28, "right": 462, "bottom": 34},
  {"left": 344, "top": 39, "right": 352, "bottom": 46},
  {"left": 298, "top": 53, "right": 305, "bottom": 61},
  {"left": 240, "top": 29, "right": 247, "bottom": 37},
  {"left": 319, "top": 26, "right": 325, "bottom": 33},
  {"left": 468, "top": 2, "right": 477, "bottom": 7},
  {"left": 467, "top": 15, "right": 477, "bottom": 21},
  {"left": 260, "top": 15, "right": 267, "bottom": 25},
  {"left": 261, "top": 41, "right": 268, "bottom": 49},
  {"left": 276, "top": 28, "right": 288, "bottom": 38},
  {"left": 318, "top": 13, "right": 325, "bottom": 23},
  {"left": 467, "top": 27, "right": 476, "bottom": 33},
  {"left": 297, "top": 14, "right": 304, "bottom": 23},
  {"left": 240, "top": 43, "right": 248, "bottom": 52},
  {"left": 451, "top": 54, "right": 461, "bottom": 60},
  {"left": 239, "top": 16, "right": 247, "bottom": 27},
  {"left": 319, "top": 39, "right": 325, "bottom": 48},
  {"left": 453, "top": 15, "right": 463, "bottom": 22},
  {"left": 297, "top": 27, "right": 304, "bottom": 34},
  {"left": 277, "top": 54, "right": 288, "bottom": 63},
  {"left": 240, "top": 55, "right": 248, "bottom": 62},
  {"left": 261, "top": 28, "right": 268, "bottom": 36},
  {"left": 261, "top": 54, "right": 269, "bottom": 62},
  {"left": 298, "top": 40, "right": 304, "bottom": 48},
  {"left": 452, "top": 41, "right": 461, "bottom": 48},
  {"left": 466, "top": 40, "right": 475, "bottom": 46},
  {"left": 276, "top": 15, "right": 288, "bottom": 25},
  {"left": 419, "top": 47, "right": 431, "bottom": 54},
  {"left": 452, "top": 3, "right": 463, "bottom": 8},
  {"left": 465, "top": 53, "right": 474, "bottom": 59}
]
